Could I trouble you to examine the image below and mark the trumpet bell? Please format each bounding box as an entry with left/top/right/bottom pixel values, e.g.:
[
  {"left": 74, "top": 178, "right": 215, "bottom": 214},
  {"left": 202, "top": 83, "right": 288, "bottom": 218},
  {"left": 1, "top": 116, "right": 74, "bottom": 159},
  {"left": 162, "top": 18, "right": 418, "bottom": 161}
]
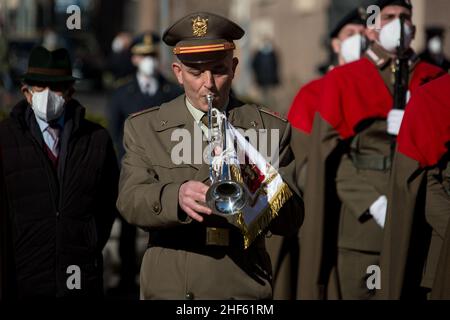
[{"left": 206, "top": 180, "right": 247, "bottom": 215}]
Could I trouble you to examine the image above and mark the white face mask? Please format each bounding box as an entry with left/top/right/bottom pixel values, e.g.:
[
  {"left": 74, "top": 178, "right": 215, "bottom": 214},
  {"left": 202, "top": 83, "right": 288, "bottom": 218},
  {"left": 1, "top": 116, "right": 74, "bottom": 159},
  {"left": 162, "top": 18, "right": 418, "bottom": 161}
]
[
  {"left": 31, "top": 88, "right": 65, "bottom": 122},
  {"left": 379, "top": 18, "right": 413, "bottom": 53},
  {"left": 112, "top": 37, "right": 125, "bottom": 53},
  {"left": 428, "top": 36, "right": 442, "bottom": 55},
  {"left": 340, "top": 33, "right": 366, "bottom": 63},
  {"left": 138, "top": 56, "right": 158, "bottom": 76}
]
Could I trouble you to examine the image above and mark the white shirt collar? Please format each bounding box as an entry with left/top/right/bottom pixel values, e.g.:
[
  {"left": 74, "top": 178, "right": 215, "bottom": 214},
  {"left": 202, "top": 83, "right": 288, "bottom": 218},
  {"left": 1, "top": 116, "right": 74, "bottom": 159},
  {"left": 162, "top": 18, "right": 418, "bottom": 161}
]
[
  {"left": 137, "top": 72, "right": 158, "bottom": 96},
  {"left": 34, "top": 112, "right": 65, "bottom": 132}
]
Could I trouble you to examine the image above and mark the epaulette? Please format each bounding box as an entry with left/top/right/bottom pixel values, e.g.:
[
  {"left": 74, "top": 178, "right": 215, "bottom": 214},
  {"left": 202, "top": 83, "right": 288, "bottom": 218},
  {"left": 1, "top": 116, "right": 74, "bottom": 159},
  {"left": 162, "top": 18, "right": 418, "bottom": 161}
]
[
  {"left": 257, "top": 106, "right": 287, "bottom": 122},
  {"left": 129, "top": 106, "right": 160, "bottom": 119}
]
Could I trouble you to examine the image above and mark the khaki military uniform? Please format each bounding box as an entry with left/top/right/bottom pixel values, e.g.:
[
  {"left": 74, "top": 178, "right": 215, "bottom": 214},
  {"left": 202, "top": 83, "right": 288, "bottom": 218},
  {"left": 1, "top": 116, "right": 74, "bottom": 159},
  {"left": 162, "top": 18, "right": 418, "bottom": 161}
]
[
  {"left": 378, "top": 74, "right": 450, "bottom": 300},
  {"left": 335, "top": 45, "right": 430, "bottom": 299},
  {"left": 117, "top": 95, "right": 303, "bottom": 299},
  {"left": 300, "top": 42, "right": 444, "bottom": 300}
]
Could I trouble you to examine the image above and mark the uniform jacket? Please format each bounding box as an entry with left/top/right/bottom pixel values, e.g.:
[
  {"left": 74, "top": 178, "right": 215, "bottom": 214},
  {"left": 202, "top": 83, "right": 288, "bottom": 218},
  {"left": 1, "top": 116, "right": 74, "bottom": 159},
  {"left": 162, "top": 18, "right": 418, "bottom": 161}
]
[
  {"left": 0, "top": 99, "right": 119, "bottom": 299},
  {"left": 117, "top": 94, "right": 304, "bottom": 300},
  {"left": 379, "top": 74, "right": 450, "bottom": 299},
  {"left": 107, "top": 74, "right": 183, "bottom": 159},
  {"left": 299, "top": 48, "right": 445, "bottom": 299}
]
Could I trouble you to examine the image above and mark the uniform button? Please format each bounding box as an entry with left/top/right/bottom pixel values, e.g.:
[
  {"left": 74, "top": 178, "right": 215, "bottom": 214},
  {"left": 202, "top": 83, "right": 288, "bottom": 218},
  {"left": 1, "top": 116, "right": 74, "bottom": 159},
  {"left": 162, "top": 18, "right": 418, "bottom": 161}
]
[
  {"left": 185, "top": 292, "right": 194, "bottom": 300},
  {"left": 152, "top": 202, "right": 160, "bottom": 213},
  {"left": 250, "top": 121, "right": 257, "bottom": 127}
]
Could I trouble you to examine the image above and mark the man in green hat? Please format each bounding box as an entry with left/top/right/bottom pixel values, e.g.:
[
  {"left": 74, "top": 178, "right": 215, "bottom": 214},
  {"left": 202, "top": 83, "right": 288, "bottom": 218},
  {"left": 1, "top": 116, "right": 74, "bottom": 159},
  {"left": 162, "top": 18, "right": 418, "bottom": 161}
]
[
  {"left": 117, "top": 12, "right": 303, "bottom": 299},
  {"left": 0, "top": 46, "right": 119, "bottom": 298}
]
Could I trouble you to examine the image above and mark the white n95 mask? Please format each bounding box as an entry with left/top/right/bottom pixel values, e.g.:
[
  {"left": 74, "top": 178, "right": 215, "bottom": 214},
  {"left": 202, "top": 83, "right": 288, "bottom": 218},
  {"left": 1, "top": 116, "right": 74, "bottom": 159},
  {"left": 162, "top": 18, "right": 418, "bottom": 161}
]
[
  {"left": 138, "top": 56, "right": 158, "bottom": 76},
  {"left": 341, "top": 33, "right": 366, "bottom": 63},
  {"left": 379, "top": 18, "right": 413, "bottom": 53},
  {"left": 31, "top": 88, "right": 65, "bottom": 122},
  {"left": 428, "top": 36, "right": 443, "bottom": 55}
]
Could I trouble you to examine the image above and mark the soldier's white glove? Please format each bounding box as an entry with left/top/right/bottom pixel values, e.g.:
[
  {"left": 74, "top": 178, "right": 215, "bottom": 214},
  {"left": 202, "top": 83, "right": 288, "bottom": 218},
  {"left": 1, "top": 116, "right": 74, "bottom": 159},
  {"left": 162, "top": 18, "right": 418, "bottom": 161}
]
[
  {"left": 369, "top": 195, "right": 387, "bottom": 228},
  {"left": 387, "top": 109, "right": 405, "bottom": 136}
]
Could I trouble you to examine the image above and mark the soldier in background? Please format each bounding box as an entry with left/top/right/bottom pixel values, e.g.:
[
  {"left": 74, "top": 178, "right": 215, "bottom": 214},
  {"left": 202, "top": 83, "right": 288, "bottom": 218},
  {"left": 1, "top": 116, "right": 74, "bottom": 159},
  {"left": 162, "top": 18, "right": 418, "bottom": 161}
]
[
  {"left": 268, "top": 7, "right": 368, "bottom": 300},
  {"left": 380, "top": 73, "right": 450, "bottom": 299},
  {"left": 418, "top": 26, "right": 450, "bottom": 72},
  {"left": 106, "top": 32, "right": 135, "bottom": 89},
  {"left": 107, "top": 31, "right": 182, "bottom": 297},
  {"left": 303, "top": 0, "right": 445, "bottom": 299},
  {"left": 108, "top": 32, "right": 182, "bottom": 160}
]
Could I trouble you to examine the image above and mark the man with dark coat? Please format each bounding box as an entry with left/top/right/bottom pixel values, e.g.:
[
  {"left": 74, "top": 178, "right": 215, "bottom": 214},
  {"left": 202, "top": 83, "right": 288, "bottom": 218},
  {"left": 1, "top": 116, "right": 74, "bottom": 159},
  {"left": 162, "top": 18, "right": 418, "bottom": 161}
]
[
  {"left": 379, "top": 73, "right": 450, "bottom": 299},
  {"left": 107, "top": 32, "right": 182, "bottom": 295},
  {"left": 0, "top": 46, "right": 119, "bottom": 299},
  {"left": 301, "top": 0, "right": 445, "bottom": 299}
]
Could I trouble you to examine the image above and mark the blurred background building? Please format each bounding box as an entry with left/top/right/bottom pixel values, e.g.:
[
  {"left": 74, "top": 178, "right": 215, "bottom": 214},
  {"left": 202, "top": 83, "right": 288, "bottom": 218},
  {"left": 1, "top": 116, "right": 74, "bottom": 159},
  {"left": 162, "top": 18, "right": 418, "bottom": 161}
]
[{"left": 0, "top": 0, "right": 449, "bottom": 298}]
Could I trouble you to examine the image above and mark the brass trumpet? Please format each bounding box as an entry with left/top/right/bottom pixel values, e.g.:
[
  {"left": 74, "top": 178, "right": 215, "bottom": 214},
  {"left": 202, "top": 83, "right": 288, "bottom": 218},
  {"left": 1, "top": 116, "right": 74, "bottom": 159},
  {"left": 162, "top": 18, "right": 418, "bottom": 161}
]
[{"left": 205, "top": 93, "right": 247, "bottom": 215}]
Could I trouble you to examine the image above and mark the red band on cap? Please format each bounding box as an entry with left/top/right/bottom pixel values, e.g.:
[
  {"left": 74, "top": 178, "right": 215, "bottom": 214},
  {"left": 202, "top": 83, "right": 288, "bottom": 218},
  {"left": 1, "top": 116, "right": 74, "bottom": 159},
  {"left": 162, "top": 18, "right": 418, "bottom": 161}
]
[{"left": 173, "top": 42, "right": 235, "bottom": 55}]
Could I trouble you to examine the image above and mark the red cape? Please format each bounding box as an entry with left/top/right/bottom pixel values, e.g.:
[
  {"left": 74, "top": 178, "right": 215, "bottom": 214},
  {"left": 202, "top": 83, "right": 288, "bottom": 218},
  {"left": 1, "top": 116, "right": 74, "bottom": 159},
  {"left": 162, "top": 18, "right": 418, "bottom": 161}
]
[
  {"left": 287, "top": 77, "right": 324, "bottom": 134},
  {"left": 318, "top": 58, "right": 446, "bottom": 139},
  {"left": 397, "top": 73, "right": 450, "bottom": 168}
]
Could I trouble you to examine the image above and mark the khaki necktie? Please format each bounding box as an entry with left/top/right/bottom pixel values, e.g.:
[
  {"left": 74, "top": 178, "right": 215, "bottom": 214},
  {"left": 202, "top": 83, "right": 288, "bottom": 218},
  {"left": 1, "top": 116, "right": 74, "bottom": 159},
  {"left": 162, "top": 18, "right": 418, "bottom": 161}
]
[{"left": 200, "top": 113, "right": 209, "bottom": 126}]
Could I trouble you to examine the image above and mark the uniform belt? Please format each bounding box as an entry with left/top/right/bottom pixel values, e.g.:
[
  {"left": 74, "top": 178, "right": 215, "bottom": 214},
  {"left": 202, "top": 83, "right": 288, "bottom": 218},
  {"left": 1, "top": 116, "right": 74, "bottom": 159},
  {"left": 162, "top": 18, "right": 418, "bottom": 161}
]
[
  {"left": 148, "top": 225, "right": 246, "bottom": 249},
  {"left": 350, "top": 152, "right": 391, "bottom": 171}
]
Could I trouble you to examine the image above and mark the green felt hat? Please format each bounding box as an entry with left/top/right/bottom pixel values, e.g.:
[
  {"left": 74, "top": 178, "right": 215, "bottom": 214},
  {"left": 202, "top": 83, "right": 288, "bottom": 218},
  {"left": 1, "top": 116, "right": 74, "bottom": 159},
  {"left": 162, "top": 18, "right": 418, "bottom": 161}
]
[{"left": 21, "top": 46, "right": 77, "bottom": 83}]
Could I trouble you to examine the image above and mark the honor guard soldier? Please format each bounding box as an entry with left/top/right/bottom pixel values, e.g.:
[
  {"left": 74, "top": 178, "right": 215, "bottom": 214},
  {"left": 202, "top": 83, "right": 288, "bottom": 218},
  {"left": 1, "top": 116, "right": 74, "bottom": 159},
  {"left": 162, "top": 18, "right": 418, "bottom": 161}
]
[
  {"left": 302, "top": 0, "right": 446, "bottom": 299},
  {"left": 380, "top": 74, "right": 450, "bottom": 299},
  {"left": 279, "top": 6, "right": 368, "bottom": 300}
]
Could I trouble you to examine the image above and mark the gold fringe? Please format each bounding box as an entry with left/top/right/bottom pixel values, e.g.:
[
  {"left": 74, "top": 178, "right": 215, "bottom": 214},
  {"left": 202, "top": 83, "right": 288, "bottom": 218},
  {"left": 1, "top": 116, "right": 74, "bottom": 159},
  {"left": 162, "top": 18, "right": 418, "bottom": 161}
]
[
  {"left": 238, "top": 182, "right": 293, "bottom": 249},
  {"left": 230, "top": 165, "right": 244, "bottom": 184}
]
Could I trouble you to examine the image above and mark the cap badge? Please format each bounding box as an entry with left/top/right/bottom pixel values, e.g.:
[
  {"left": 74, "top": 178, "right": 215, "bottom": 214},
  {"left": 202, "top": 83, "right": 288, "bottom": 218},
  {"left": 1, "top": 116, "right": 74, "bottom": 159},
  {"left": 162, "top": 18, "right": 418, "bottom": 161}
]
[{"left": 192, "top": 16, "right": 208, "bottom": 37}]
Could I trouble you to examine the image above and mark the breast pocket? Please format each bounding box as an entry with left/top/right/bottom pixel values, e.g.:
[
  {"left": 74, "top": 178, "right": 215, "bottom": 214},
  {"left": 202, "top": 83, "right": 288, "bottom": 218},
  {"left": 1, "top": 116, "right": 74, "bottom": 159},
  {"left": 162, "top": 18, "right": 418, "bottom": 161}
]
[{"left": 152, "top": 162, "right": 197, "bottom": 183}]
